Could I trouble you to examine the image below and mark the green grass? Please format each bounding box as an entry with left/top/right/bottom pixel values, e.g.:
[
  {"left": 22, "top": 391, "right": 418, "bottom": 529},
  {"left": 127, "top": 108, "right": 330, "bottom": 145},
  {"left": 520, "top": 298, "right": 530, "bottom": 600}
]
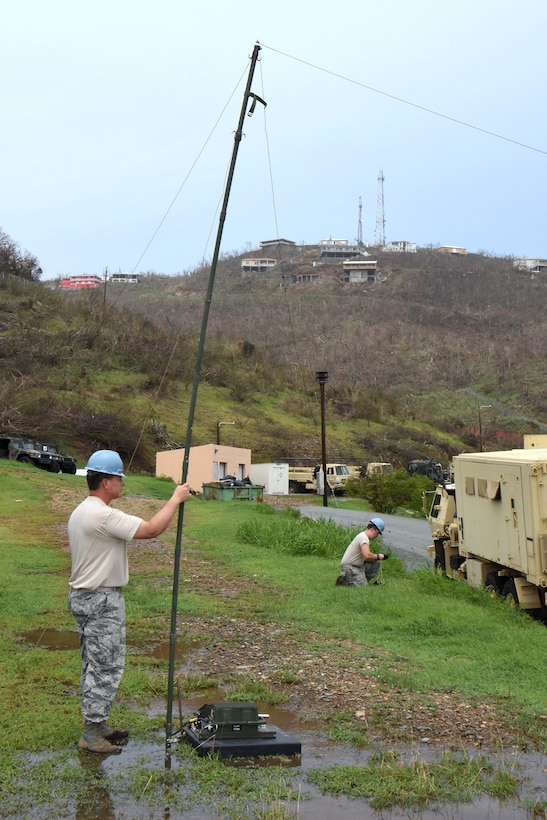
[
  {"left": 0, "top": 462, "right": 545, "bottom": 817},
  {"left": 226, "top": 509, "right": 545, "bottom": 720},
  {"left": 308, "top": 750, "right": 520, "bottom": 809}
]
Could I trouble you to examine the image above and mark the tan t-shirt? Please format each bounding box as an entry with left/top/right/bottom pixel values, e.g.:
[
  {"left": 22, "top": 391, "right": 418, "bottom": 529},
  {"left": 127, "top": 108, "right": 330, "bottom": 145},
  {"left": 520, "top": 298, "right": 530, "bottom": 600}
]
[
  {"left": 340, "top": 531, "right": 369, "bottom": 568},
  {"left": 68, "top": 496, "right": 142, "bottom": 589}
]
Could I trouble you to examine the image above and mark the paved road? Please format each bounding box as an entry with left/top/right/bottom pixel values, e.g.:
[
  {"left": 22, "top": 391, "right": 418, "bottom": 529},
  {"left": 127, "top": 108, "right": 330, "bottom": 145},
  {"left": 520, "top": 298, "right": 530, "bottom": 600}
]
[{"left": 297, "top": 505, "right": 432, "bottom": 569}]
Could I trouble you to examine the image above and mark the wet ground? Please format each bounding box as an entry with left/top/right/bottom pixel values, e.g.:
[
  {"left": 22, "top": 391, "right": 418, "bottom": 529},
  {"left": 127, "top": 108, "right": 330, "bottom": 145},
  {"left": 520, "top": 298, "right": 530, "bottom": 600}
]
[
  {"left": 25, "top": 702, "right": 547, "bottom": 820},
  {"left": 17, "top": 629, "right": 547, "bottom": 819}
]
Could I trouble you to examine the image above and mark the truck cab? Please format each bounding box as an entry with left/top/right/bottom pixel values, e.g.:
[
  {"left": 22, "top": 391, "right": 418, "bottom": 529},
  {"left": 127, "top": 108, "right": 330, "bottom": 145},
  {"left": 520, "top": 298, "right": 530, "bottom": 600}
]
[{"left": 288, "top": 463, "right": 350, "bottom": 494}]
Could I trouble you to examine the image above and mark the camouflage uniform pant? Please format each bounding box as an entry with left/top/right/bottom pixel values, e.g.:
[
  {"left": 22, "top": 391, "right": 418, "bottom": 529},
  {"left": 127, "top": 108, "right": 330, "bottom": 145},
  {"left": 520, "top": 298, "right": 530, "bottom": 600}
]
[
  {"left": 336, "top": 561, "right": 380, "bottom": 587},
  {"left": 68, "top": 588, "right": 125, "bottom": 723}
]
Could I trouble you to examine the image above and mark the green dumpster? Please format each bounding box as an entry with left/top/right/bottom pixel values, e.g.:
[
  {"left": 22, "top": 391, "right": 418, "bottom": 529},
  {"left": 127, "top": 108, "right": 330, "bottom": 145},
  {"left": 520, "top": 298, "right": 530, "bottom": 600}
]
[{"left": 202, "top": 483, "right": 264, "bottom": 501}]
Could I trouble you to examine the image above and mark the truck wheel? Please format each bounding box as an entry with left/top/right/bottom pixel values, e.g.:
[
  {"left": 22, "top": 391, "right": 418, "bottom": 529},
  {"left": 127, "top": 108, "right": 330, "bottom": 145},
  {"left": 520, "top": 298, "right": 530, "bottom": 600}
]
[
  {"left": 18, "top": 455, "right": 32, "bottom": 465},
  {"left": 48, "top": 462, "right": 61, "bottom": 473},
  {"left": 433, "top": 539, "right": 446, "bottom": 573},
  {"left": 502, "top": 578, "right": 518, "bottom": 607},
  {"left": 289, "top": 481, "right": 298, "bottom": 494},
  {"left": 485, "top": 571, "right": 502, "bottom": 598}
]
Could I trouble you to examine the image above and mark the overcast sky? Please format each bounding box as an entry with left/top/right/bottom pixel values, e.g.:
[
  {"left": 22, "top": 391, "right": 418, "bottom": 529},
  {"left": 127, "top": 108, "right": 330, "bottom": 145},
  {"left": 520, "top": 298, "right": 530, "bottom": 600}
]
[{"left": 2, "top": 0, "right": 546, "bottom": 279}]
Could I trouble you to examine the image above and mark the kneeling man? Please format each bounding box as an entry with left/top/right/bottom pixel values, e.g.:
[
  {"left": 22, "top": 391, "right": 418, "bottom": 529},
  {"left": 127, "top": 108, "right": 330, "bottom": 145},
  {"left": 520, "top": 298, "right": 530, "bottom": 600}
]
[{"left": 336, "top": 518, "right": 387, "bottom": 586}]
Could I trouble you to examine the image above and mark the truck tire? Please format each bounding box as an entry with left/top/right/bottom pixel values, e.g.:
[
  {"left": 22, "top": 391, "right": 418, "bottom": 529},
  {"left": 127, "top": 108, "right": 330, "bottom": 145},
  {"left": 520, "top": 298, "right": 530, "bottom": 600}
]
[
  {"left": 502, "top": 578, "right": 518, "bottom": 607},
  {"left": 485, "top": 571, "right": 502, "bottom": 598},
  {"left": 433, "top": 538, "right": 447, "bottom": 573},
  {"left": 18, "top": 455, "right": 32, "bottom": 465},
  {"left": 289, "top": 481, "right": 299, "bottom": 494}
]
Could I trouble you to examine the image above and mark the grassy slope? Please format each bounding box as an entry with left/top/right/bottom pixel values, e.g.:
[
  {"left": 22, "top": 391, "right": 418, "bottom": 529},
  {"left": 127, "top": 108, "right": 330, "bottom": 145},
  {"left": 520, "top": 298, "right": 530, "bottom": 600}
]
[{"left": 1, "top": 461, "right": 546, "bottom": 816}]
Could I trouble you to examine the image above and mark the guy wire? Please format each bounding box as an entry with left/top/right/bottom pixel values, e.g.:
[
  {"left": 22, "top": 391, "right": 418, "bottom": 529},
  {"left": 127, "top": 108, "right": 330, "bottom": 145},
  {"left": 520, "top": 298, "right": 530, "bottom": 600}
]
[
  {"left": 260, "top": 42, "right": 547, "bottom": 156},
  {"left": 258, "top": 58, "right": 320, "bottom": 434},
  {"left": 99, "top": 61, "right": 250, "bottom": 320}
]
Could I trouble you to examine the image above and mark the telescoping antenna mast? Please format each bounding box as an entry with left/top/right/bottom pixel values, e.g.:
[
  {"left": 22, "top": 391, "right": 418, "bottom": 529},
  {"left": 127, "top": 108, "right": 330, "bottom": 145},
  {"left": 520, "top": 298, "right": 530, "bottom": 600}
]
[{"left": 164, "top": 42, "right": 266, "bottom": 765}]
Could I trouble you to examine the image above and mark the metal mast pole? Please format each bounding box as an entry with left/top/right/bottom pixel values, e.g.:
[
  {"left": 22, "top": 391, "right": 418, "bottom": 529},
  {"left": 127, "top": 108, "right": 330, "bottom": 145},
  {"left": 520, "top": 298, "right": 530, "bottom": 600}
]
[
  {"left": 165, "top": 42, "right": 265, "bottom": 763},
  {"left": 374, "top": 170, "right": 385, "bottom": 247},
  {"left": 357, "top": 196, "right": 363, "bottom": 248}
]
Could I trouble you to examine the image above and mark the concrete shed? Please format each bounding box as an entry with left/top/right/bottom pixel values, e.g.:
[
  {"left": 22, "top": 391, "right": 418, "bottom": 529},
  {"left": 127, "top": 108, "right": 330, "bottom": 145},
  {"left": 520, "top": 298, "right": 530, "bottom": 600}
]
[{"left": 156, "top": 444, "right": 251, "bottom": 493}]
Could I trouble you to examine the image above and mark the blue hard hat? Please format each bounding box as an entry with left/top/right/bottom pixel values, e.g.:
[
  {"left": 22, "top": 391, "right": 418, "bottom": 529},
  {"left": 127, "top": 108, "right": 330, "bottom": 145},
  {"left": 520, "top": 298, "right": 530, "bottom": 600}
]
[
  {"left": 85, "top": 449, "right": 125, "bottom": 477},
  {"left": 369, "top": 517, "right": 385, "bottom": 533}
]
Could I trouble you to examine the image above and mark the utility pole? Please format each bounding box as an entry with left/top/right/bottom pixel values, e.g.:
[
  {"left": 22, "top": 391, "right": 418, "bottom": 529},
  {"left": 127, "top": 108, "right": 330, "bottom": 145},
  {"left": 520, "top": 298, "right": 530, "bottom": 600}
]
[
  {"left": 374, "top": 170, "right": 386, "bottom": 247},
  {"left": 316, "top": 371, "right": 329, "bottom": 508},
  {"left": 216, "top": 420, "right": 235, "bottom": 445}
]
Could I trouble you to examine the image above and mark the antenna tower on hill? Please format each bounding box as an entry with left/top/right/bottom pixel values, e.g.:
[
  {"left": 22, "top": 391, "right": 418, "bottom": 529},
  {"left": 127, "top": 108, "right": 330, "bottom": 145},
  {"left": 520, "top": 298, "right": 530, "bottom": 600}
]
[
  {"left": 356, "top": 196, "right": 363, "bottom": 248},
  {"left": 374, "top": 170, "right": 386, "bottom": 247}
]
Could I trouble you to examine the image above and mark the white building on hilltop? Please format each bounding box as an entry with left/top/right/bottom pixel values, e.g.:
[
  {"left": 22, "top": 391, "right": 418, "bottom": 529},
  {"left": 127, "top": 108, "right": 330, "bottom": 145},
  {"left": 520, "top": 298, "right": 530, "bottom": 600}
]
[{"left": 384, "top": 240, "right": 417, "bottom": 253}]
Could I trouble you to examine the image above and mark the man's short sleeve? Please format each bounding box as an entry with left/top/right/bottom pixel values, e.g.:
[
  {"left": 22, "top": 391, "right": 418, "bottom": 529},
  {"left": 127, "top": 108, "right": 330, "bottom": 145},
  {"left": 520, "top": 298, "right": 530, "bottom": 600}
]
[{"left": 100, "top": 507, "right": 143, "bottom": 542}]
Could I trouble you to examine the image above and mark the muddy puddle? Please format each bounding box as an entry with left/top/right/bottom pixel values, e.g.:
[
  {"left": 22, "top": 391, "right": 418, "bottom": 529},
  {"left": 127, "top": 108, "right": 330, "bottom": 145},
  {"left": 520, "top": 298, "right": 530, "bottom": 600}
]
[
  {"left": 18, "top": 629, "right": 199, "bottom": 660},
  {"left": 16, "top": 630, "right": 547, "bottom": 819}
]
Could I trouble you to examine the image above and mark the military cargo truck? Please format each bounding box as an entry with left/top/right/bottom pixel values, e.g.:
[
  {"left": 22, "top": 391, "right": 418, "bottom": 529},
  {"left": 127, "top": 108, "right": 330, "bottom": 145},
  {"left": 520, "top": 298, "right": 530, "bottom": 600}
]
[
  {"left": 348, "top": 462, "right": 394, "bottom": 478},
  {"left": 408, "top": 457, "right": 447, "bottom": 482},
  {"left": 427, "top": 448, "right": 547, "bottom": 612},
  {"left": 288, "top": 463, "right": 350, "bottom": 494}
]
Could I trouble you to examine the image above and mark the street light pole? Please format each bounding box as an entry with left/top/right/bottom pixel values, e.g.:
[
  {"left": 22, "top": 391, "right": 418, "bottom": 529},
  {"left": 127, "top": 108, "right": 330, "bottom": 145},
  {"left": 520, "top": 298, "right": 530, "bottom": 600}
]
[
  {"left": 478, "top": 403, "right": 492, "bottom": 452},
  {"left": 217, "top": 420, "right": 235, "bottom": 445},
  {"left": 316, "top": 371, "right": 329, "bottom": 508}
]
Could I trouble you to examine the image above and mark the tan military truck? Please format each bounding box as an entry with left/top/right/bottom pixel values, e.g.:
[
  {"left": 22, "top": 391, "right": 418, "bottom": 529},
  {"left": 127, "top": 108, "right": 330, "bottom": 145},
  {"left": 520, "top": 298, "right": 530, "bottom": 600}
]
[
  {"left": 348, "top": 462, "right": 394, "bottom": 479},
  {"left": 288, "top": 463, "right": 350, "bottom": 494},
  {"left": 427, "top": 448, "right": 547, "bottom": 613}
]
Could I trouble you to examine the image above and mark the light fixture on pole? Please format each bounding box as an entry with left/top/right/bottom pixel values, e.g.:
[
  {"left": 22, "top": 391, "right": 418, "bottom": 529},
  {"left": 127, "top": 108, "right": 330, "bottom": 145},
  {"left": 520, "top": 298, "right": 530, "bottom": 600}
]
[
  {"left": 316, "top": 371, "right": 329, "bottom": 508},
  {"left": 478, "top": 403, "right": 491, "bottom": 452},
  {"left": 217, "top": 420, "right": 235, "bottom": 445}
]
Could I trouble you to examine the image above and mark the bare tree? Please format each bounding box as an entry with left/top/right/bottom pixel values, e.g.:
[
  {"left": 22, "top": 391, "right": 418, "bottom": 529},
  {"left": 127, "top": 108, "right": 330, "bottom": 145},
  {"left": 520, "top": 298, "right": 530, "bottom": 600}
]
[{"left": 0, "top": 229, "right": 42, "bottom": 282}]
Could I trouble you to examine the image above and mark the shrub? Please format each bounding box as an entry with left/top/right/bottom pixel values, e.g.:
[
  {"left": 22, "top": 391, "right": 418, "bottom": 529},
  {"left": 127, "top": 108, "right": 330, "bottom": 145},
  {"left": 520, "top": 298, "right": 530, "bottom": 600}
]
[{"left": 346, "top": 470, "right": 435, "bottom": 515}]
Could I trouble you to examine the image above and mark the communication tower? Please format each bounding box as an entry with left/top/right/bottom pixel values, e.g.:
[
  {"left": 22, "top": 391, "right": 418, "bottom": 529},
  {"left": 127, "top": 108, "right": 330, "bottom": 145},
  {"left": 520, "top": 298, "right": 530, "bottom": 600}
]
[
  {"left": 356, "top": 196, "right": 363, "bottom": 248},
  {"left": 374, "top": 170, "right": 386, "bottom": 247}
]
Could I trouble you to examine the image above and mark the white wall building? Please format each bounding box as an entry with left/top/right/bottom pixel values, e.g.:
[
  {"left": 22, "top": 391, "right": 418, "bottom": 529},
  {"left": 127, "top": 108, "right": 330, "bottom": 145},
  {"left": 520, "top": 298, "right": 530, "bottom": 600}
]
[
  {"left": 341, "top": 259, "right": 379, "bottom": 283},
  {"left": 384, "top": 240, "right": 417, "bottom": 253},
  {"left": 513, "top": 258, "right": 547, "bottom": 273},
  {"left": 249, "top": 463, "right": 288, "bottom": 494}
]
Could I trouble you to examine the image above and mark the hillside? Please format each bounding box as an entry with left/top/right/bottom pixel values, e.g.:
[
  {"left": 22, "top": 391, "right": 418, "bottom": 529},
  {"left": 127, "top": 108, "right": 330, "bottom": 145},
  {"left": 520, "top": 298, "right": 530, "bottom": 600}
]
[
  {"left": 103, "top": 246, "right": 547, "bottom": 454},
  {"left": 2, "top": 245, "right": 547, "bottom": 472}
]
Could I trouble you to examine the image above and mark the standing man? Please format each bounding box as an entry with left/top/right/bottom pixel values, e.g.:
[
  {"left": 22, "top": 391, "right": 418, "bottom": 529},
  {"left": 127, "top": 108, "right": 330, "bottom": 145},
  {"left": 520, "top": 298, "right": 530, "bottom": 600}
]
[
  {"left": 68, "top": 449, "right": 191, "bottom": 754},
  {"left": 336, "top": 517, "right": 388, "bottom": 587}
]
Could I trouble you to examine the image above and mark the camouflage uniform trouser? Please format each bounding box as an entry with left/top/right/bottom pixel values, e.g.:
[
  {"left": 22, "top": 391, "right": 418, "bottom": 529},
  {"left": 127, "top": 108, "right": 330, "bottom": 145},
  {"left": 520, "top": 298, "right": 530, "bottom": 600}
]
[
  {"left": 336, "top": 561, "right": 380, "bottom": 587},
  {"left": 68, "top": 588, "right": 125, "bottom": 723}
]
